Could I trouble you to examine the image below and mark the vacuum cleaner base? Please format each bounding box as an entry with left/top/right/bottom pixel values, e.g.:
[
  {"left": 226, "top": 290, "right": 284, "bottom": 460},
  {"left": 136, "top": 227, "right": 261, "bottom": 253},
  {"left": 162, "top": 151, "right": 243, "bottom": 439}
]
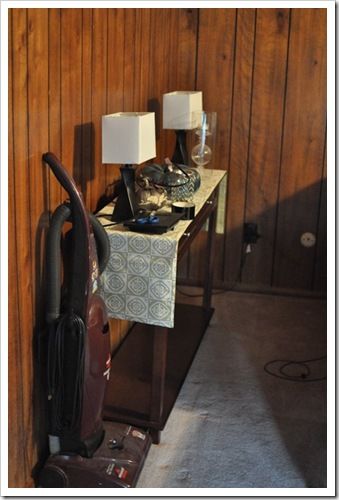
[{"left": 39, "top": 421, "right": 152, "bottom": 488}]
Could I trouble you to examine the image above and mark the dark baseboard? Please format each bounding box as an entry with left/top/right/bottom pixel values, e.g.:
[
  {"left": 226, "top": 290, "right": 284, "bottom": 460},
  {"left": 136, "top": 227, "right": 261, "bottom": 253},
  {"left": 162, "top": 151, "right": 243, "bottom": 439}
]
[{"left": 176, "top": 278, "right": 326, "bottom": 300}]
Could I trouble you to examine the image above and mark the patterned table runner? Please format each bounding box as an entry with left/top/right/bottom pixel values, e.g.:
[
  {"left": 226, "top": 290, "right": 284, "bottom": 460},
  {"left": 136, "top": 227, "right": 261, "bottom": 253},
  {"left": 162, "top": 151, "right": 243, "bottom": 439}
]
[{"left": 99, "top": 168, "right": 225, "bottom": 328}]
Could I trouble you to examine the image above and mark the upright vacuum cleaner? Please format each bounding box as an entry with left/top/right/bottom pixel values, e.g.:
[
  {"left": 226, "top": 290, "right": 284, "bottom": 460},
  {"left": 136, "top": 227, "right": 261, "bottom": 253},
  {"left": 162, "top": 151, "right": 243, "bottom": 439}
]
[{"left": 39, "top": 153, "right": 151, "bottom": 488}]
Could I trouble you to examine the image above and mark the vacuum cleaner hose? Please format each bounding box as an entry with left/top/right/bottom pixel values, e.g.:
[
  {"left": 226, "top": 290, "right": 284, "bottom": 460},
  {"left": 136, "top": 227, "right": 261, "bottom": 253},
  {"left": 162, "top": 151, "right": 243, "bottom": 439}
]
[
  {"left": 88, "top": 212, "right": 110, "bottom": 275},
  {"left": 46, "top": 204, "right": 70, "bottom": 324},
  {"left": 46, "top": 204, "right": 110, "bottom": 324}
]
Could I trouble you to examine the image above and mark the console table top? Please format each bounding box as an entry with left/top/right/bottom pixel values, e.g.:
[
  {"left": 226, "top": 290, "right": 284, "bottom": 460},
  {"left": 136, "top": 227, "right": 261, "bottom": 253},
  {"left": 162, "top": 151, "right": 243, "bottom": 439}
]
[{"left": 99, "top": 168, "right": 226, "bottom": 328}]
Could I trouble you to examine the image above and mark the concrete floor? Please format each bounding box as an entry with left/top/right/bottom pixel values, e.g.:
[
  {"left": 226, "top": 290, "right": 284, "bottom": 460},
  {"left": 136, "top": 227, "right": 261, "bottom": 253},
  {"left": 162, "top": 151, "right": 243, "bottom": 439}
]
[{"left": 138, "top": 290, "right": 327, "bottom": 489}]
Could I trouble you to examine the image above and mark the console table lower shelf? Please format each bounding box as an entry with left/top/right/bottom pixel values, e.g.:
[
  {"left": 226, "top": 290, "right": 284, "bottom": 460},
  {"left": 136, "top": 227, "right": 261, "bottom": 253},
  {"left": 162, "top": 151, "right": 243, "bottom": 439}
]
[{"left": 103, "top": 302, "right": 214, "bottom": 443}]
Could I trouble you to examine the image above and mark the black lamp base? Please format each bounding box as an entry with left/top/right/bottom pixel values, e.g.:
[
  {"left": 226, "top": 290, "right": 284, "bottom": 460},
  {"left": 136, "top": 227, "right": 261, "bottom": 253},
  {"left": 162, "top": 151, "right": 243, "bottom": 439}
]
[
  {"left": 171, "top": 130, "right": 188, "bottom": 166},
  {"left": 111, "top": 165, "right": 138, "bottom": 223}
]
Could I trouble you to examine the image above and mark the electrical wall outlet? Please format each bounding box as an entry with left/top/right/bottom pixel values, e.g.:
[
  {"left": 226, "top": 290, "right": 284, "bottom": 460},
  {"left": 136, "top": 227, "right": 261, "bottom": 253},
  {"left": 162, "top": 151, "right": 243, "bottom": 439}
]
[
  {"left": 243, "top": 223, "right": 260, "bottom": 244},
  {"left": 300, "top": 232, "right": 316, "bottom": 248}
]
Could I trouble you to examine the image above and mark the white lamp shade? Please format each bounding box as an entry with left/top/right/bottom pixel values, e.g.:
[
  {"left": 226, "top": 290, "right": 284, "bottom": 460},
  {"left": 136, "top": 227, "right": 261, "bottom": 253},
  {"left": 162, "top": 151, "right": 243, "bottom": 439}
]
[
  {"left": 163, "top": 91, "right": 203, "bottom": 130},
  {"left": 102, "top": 112, "right": 156, "bottom": 164}
]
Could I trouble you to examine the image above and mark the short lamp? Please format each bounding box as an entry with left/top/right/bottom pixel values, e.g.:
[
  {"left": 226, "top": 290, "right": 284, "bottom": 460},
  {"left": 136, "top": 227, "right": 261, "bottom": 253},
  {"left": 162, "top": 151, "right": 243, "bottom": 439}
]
[
  {"left": 102, "top": 112, "right": 156, "bottom": 222},
  {"left": 163, "top": 91, "right": 203, "bottom": 166}
]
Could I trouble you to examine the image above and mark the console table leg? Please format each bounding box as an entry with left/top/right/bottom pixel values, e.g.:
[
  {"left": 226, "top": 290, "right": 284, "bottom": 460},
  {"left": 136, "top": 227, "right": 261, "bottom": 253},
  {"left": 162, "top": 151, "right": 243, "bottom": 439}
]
[
  {"left": 150, "top": 326, "right": 168, "bottom": 443},
  {"left": 149, "top": 429, "right": 161, "bottom": 445},
  {"left": 203, "top": 197, "right": 218, "bottom": 310}
]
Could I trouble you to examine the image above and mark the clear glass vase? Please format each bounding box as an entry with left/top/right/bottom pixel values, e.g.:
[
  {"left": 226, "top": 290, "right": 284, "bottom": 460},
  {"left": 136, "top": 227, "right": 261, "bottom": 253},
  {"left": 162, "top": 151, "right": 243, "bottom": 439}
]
[{"left": 190, "top": 111, "right": 217, "bottom": 168}]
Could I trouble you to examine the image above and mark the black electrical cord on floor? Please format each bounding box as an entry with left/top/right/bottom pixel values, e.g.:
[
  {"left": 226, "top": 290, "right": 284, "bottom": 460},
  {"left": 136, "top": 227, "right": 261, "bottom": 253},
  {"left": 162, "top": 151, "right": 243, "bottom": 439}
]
[{"left": 264, "top": 356, "right": 326, "bottom": 383}]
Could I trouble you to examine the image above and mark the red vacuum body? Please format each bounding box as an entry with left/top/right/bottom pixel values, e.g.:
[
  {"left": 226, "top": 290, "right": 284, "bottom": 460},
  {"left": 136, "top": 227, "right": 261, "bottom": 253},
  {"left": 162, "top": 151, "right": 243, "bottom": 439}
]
[{"left": 39, "top": 153, "right": 151, "bottom": 488}]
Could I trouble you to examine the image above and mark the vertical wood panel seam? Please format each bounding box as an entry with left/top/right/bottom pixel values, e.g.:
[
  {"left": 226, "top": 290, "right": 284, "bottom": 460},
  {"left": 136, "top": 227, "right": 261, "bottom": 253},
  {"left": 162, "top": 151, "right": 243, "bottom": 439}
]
[
  {"left": 226, "top": 9, "right": 238, "bottom": 174},
  {"left": 188, "top": 7, "right": 198, "bottom": 277},
  {"left": 58, "top": 8, "right": 62, "bottom": 203},
  {"left": 105, "top": 9, "right": 109, "bottom": 186},
  {"left": 60, "top": 9, "right": 63, "bottom": 161},
  {"left": 270, "top": 8, "right": 292, "bottom": 287},
  {"left": 26, "top": 9, "right": 35, "bottom": 345},
  {"left": 23, "top": 8, "right": 32, "bottom": 475},
  {"left": 123, "top": 9, "right": 126, "bottom": 110},
  {"left": 242, "top": 8, "right": 257, "bottom": 253},
  {"left": 148, "top": 10, "right": 153, "bottom": 100},
  {"left": 312, "top": 122, "right": 327, "bottom": 289},
  {"left": 134, "top": 10, "right": 137, "bottom": 108},
  {"left": 81, "top": 10, "right": 84, "bottom": 179},
  {"left": 10, "top": 11, "right": 17, "bottom": 267},
  {"left": 47, "top": 9, "right": 55, "bottom": 212},
  {"left": 47, "top": 10, "right": 50, "bottom": 186},
  {"left": 105, "top": 8, "right": 109, "bottom": 113},
  {"left": 90, "top": 8, "right": 94, "bottom": 202},
  {"left": 194, "top": 8, "right": 200, "bottom": 90},
  {"left": 10, "top": 11, "right": 26, "bottom": 483},
  {"left": 222, "top": 9, "right": 238, "bottom": 282},
  {"left": 138, "top": 10, "right": 143, "bottom": 108},
  {"left": 90, "top": 9, "right": 93, "bottom": 203}
]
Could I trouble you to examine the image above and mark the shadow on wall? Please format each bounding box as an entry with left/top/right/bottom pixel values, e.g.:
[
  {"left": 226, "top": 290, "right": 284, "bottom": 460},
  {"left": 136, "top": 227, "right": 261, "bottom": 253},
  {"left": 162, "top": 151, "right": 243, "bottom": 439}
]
[
  {"left": 31, "top": 164, "right": 51, "bottom": 483},
  {"left": 73, "top": 122, "right": 95, "bottom": 201},
  {"left": 31, "top": 146, "right": 326, "bottom": 484},
  {"left": 178, "top": 177, "right": 327, "bottom": 294}
]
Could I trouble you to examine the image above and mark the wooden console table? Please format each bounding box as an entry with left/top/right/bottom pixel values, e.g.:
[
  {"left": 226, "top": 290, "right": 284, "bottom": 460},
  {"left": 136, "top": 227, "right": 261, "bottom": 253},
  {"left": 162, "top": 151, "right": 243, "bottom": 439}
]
[{"left": 100, "top": 169, "right": 226, "bottom": 443}]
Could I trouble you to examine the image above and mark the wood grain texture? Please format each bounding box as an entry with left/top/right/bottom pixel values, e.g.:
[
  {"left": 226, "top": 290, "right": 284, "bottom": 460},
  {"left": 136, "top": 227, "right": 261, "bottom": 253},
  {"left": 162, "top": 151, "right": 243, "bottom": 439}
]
[
  {"left": 168, "top": 8, "right": 198, "bottom": 280},
  {"left": 27, "top": 9, "right": 50, "bottom": 481},
  {"left": 48, "top": 9, "right": 62, "bottom": 210},
  {"left": 191, "top": 8, "right": 236, "bottom": 282},
  {"left": 60, "top": 9, "right": 82, "bottom": 182},
  {"left": 8, "top": 10, "right": 26, "bottom": 488},
  {"left": 90, "top": 8, "right": 108, "bottom": 212},
  {"left": 105, "top": 9, "right": 125, "bottom": 188},
  {"left": 122, "top": 9, "right": 137, "bottom": 112},
  {"left": 148, "top": 9, "right": 172, "bottom": 162},
  {"left": 196, "top": 8, "right": 236, "bottom": 171},
  {"left": 242, "top": 8, "right": 290, "bottom": 285},
  {"left": 81, "top": 9, "right": 94, "bottom": 207},
  {"left": 11, "top": 8, "right": 34, "bottom": 486},
  {"left": 224, "top": 9, "right": 256, "bottom": 284},
  {"left": 272, "top": 8, "right": 327, "bottom": 289}
]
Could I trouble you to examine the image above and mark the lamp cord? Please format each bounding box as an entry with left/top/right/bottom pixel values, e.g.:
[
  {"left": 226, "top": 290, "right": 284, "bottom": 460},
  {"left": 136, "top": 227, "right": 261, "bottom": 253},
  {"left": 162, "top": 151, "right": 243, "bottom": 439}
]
[
  {"left": 94, "top": 214, "right": 129, "bottom": 228},
  {"left": 264, "top": 356, "right": 326, "bottom": 383}
]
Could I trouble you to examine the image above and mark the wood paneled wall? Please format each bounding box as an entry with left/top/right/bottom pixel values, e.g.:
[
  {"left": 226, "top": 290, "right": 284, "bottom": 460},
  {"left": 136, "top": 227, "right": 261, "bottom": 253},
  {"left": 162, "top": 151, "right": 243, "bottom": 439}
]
[
  {"left": 195, "top": 8, "right": 327, "bottom": 292},
  {"left": 8, "top": 8, "right": 326, "bottom": 487}
]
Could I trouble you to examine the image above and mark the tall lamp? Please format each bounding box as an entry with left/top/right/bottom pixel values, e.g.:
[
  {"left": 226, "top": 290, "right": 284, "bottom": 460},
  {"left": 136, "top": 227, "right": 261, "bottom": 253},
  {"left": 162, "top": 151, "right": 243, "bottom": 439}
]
[
  {"left": 102, "top": 112, "right": 156, "bottom": 222},
  {"left": 163, "top": 91, "right": 202, "bottom": 166}
]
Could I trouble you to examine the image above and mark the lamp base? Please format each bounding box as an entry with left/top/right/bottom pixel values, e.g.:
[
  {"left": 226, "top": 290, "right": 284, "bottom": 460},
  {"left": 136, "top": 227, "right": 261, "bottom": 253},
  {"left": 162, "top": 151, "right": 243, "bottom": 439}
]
[
  {"left": 171, "top": 130, "right": 188, "bottom": 166},
  {"left": 111, "top": 165, "right": 138, "bottom": 223}
]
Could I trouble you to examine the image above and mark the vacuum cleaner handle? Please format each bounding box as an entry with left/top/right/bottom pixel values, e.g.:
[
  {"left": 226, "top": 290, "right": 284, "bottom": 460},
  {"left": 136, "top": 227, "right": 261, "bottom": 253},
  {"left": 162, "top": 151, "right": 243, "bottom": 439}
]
[
  {"left": 43, "top": 152, "right": 88, "bottom": 221},
  {"left": 43, "top": 152, "right": 91, "bottom": 317}
]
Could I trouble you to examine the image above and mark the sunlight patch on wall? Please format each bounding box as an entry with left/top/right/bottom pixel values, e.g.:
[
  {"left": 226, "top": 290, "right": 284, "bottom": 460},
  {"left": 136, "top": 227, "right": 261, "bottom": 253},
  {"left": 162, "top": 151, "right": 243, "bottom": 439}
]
[
  {"left": 201, "top": 173, "right": 227, "bottom": 233},
  {"left": 216, "top": 174, "right": 227, "bottom": 234}
]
